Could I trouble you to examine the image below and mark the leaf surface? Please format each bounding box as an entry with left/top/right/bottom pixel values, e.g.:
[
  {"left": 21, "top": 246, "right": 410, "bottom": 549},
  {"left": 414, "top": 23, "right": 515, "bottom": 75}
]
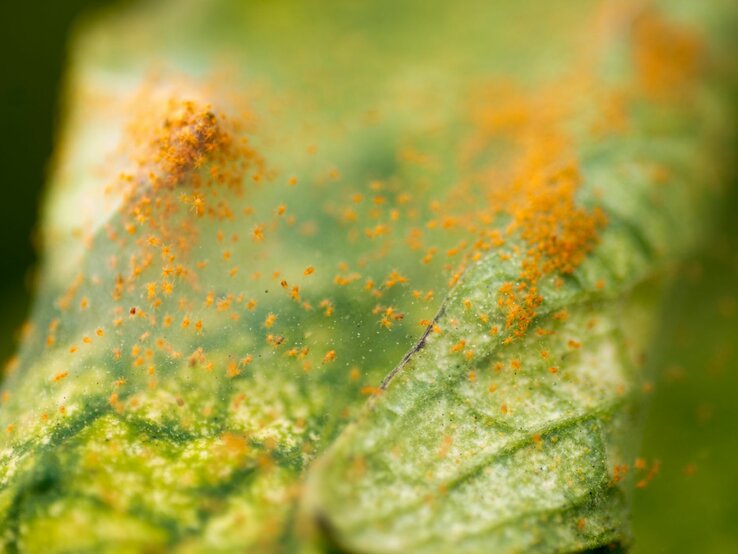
[{"left": 0, "top": 1, "right": 735, "bottom": 553}]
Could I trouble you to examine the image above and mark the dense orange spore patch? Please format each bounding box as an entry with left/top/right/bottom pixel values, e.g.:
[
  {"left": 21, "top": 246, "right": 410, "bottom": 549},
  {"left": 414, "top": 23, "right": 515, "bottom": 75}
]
[
  {"left": 489, "top": 133, "right": 606, "bottom": 336},
  {"left": 94, "top": 95, "right": 267, "bottom": 331},
  {"left": 148, "top": 103, "right": 219, "bottom": 186},
  {"left": 632, "top": 12, "right": 703, "bottom": 98},
  {"left": 117, "top": 96, "right": 264, "bottom": 228},
  {"left": 427, "top": 78, "right": 608, "bottom": 338}
]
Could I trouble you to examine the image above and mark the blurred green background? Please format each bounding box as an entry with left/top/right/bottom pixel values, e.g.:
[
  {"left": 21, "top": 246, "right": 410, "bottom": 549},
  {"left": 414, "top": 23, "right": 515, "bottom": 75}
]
[
  {"left": 0, "top": 1, "right": 735, "bottom": 552},
  {"left": 630, "top": 179, "right": 738, "bottom": 553}
]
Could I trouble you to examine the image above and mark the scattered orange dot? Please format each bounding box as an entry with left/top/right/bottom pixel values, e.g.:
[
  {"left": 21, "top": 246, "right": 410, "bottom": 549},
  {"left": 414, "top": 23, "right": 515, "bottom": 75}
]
[
  {"left": 450, "top": 340, "right": 466, "bottom": 353},
  {"left": 52, "top": 371, "right": 69, "bottom": 382}
]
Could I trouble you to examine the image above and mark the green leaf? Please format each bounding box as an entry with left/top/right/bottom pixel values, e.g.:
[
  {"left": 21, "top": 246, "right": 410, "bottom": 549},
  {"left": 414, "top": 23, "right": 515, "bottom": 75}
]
[{"left": 0, "top": 0, "right": 735, "bottom": 553}]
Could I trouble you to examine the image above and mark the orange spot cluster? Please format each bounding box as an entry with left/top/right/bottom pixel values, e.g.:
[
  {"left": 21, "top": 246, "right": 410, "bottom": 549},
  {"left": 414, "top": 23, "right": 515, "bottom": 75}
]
[
  {"left": 437, "top": 80, "right": 609, "bottom": 339},
  {"left": 635, "top": 458, "right": 661, "bottom": 489},
  {"left": 632, "top": 12, "right": 703, "bottom": 99},
  {"left": 37, "top": 92, "right": 283, "bottom": 406}
]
